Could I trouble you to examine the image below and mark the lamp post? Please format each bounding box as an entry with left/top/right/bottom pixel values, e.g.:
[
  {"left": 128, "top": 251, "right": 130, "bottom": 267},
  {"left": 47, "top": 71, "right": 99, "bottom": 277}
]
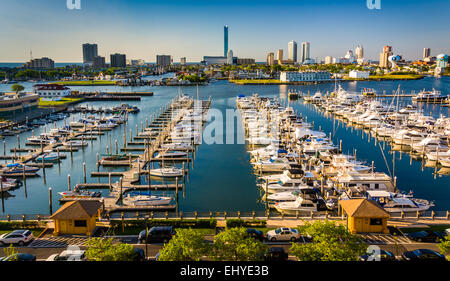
[{"left": 145, "top": 216, "right": 149, "bottom": 260}]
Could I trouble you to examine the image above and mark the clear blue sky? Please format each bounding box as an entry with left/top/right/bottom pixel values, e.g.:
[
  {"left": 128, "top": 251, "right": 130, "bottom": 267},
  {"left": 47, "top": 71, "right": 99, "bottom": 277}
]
[{"left": 0, "top": 0, "right": 449, "bottom": 62}]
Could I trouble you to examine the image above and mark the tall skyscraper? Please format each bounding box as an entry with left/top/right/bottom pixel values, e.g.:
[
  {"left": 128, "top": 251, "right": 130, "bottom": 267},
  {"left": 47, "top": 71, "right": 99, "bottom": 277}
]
[
  {"left": 82, "top": 43, "right": 98, "bottom": 65},
  {"left": 93, "top": 56, "right": 106, "bottom": 68},
  {"left": 180, "top": 57, "right": 187, "bottom": 65},
  {"left": 423, "top": 48, "right": 431, "bottom": 59},
  {"left": 267, "top": 52, "right": 275, "bottom": 65},
  {"left": 277, "top": 49, "right": 284, "bottom": 62},
  {"left": 324, "top": 56, "right": 333, "bottom": 64},
  {"left": 224, "top": 25, "right": 229, "bottom": 57},
  {"left": 110, "top": 53, "right": 126, "bottom": 68},
  {"left": 227, "top": 50, "right": 234, "bottom": 65},
  {"left": 379, "top": 46, "right": 393, "bottom": 68},
  {"left": 288, "top": 41, "right": 298, "bottom": 62},
  {"left": 355, "top": 45, "right": 364, "bottom": 60},
  {"left": 156, "top": 55, "right": 173, "bottom": 66},
  {"left": 300, "top": 42, "right": 310, "bottom": 63}
]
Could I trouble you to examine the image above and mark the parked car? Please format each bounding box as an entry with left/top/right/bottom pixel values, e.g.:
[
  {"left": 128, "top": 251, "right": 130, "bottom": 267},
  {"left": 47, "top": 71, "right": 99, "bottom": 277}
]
[
  {"left": 0, "top": 230, "right": 34, "bottom": 246},
  {"left": 359, "top": 249, "right": 396, "bottom": 261},
  {"left": 445, "top": 228, "right": 450, "bottom": 236},
  {"left": 133, "top": 248, "right": 145, "bottom": 262},
  {"left": 46, "top": 249, "right": 86, "bottom": 261},
  {"left": 264, "top": 247, "right": 288, "bottom": 261},
  {"left": 402, "top": 249, "right": 446, "bottom": 261},
  {"left": 138, "top": 226, "right": 176, "bottom": 244},
  {"left": 246, "top": 228, "right": 265, "bottom": 242},
  {"left": 266, "top": 228, "right": 301, "bottom": 242},
  {"left": 0, "top": 253, "right": 36, "bottom": 261},
  {"left": 406, "top": 230, "right": 445, "bottom": 243}
]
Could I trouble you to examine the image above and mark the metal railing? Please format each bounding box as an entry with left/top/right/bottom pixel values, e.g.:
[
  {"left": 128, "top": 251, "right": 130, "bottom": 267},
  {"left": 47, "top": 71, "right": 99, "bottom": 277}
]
[{"left": 0, "top": 210, "right": 449, "bottom": 223}]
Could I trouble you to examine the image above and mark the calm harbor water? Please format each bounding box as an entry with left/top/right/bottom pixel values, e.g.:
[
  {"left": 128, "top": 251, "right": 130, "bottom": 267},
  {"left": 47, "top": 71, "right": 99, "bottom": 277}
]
[{"left": 0, "top": 76, "right": 449, "bottom": 215}]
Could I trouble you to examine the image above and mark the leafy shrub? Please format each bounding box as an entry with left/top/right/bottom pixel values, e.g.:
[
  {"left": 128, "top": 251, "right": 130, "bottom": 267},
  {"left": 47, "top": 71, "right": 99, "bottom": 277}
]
[
  {"left": 110, "top": 219, "right": 217, "bottom": 229},
  {"left": 226, "top": 219, "right": 266, "bottom": 228}
]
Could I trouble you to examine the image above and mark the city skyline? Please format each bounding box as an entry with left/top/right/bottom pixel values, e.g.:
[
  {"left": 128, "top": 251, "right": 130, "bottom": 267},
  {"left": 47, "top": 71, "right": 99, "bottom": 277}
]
[{"left": 0, "top": 0, "right": 449, "bottom": 63}]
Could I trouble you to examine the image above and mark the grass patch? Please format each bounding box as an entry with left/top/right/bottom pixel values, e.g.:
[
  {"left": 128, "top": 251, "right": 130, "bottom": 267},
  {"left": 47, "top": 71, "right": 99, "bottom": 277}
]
[
  {"left": 108, "top": 226, "right": 216, "bottom": 236},
  {"left": 0, "top": 229, "right": 44, "bottom": 237},
  {"left": 55, "top": 80, "right": 117, "bottom": 86},
  {"left": 38, "top": 97, "right": 83, "bottom": 107}
]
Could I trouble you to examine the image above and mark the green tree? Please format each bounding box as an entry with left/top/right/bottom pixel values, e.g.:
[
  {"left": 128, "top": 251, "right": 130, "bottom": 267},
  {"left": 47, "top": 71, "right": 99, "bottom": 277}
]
[
  {"left": 290, "top": 220, "right": 366, "bottom": 261},
  {"left": 438, "top": 235, "right": 450, "bottom": 260},
  {"left": 4, "top": 244, "right": 18, "bottom": 261},
  {"left": 11, "top": 84, "right": 24, "bottom": 94},
  {"left": 85, "top": 238, "right": 137, "bottom": 261},
  {"left": 158, "top": 228, "right": 211, "bottom": 261},
  {"left": 212, "top": 227, "right": 267, "bottom": 261}
]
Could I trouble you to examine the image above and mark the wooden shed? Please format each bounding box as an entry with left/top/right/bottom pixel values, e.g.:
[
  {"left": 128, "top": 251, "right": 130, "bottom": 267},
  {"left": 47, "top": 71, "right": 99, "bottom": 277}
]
[
  {"left": 339, "top": 199, "right": 390, "bottom": 234},
  {"left": 50, "top": 200, "right": 102, "bottom": 236}
]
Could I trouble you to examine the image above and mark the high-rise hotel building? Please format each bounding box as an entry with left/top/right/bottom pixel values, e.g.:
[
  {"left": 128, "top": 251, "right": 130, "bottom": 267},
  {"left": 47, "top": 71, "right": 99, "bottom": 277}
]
[
  {"left": 288, "top": 40, "right": 298, "bottom": 63},
  {"left": 82, "top": 43, "right": 98, "bottom": 66},
  {"left": 300, "top": 42, "right": 310, "bottom": 63},
  {"left": 379, "top": 46, "right": 393, "bottom": 68},
  {"left": 224, "top": 25, "right": 229, "bottom": 57}
]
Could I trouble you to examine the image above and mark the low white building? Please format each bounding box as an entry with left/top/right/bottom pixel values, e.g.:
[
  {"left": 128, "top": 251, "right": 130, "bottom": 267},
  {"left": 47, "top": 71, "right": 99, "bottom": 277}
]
[
  {"left": 280, "top": 71, "right": 331, "bottom": 82},
  {"left": 349, "top": 70, "right": 370, "bottom": 79},
  {"left": 33, "top": 84, "right": 71, "bottom": 101}
]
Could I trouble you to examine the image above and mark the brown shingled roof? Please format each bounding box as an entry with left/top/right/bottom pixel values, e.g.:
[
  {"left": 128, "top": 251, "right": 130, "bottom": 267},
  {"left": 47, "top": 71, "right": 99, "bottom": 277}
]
[
  {"left": 50, "top": 200, "right": 102, "bottom": 220},
  {"left": 339, "top": 199, "right": 390, "bottom": 218}
]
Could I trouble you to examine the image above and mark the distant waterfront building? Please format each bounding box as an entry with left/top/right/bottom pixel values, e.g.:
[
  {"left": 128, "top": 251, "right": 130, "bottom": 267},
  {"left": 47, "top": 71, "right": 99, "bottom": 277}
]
[
  {"left": 203, "top": 56, "right": 227, "bottom": 65},
  {"left": 423, "top": 48, "right": 431, "bottom": 59},
  {"left": 349, "top": 70, "right": 370, "bottom": 79},
  {"left": 379, "top": 46, "right": 393, "bottom": 68},
  {"left": 82, "top": 43, "right": 98, "bottom": 66},
  {"left": 33, "top": 84, "right": 71, "bottom": 101},
  {"left": 227, "top": 50, "right": 234, "bottom": 65},
  {"left": 345, "top": 50, "right": 356, "bottom": 63},
  {"left": 277, "top": 49, "right": 284, "bottom": 64},
  {"left": 24, "top": 57, "right": 54, "bottom": 69},
  {"left": 131, "top": 59, "right": 145, "bottom": 66},
  {"left": 93, "top": 56, "right": 106, "bottom": 68},
  {"left": 324, "top": 56, "right": 333, "bottom": 64},
  {"left": 267, "top": 52, "right": 275, "bottom": 65},
  {"left": 156, "top": 55, "right": 173, "bottom": 67},
  {"left": 280, "top": 71, "right": 331, "bottom": 82},
  {"left": 0, "top": 92, "right": 39, "bottom": 116},
  {"left": 436, "top": 54, "right": 449, "bottom": 68},
  {"left": 300, "top": 42, "right": 310, "bottom": 63},
  {"left": 180, "top": 57, "right": 187, "bottom": 65},
  {"left": 302, "top": 58, "right": 316, "bottom": 65},
  {"left": 355, "top": 45, "right": 364, "bottom": 60},
  {"left": 288, "top": 41, "right": 298, "bottom": 63},
  {"left": 110, "top": 53, "right": 126, "bottom": 68},
  {"left": 236, "top": 58, "right": 255, "bottom": 65},
  {"left": 224, "top": 25, "right": 229, "bottom": 57}
]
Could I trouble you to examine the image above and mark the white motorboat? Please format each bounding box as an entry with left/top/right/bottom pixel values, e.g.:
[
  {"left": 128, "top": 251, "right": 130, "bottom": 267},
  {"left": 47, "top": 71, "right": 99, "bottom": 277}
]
[
  {"left": 122, "top": 194, "right": 172, "bottom": 206},
  {"left": 366, "top": 190, "right": 433, "bottom": 213},
  {"left": 274, "top": 196, "right": 324, "bottom": 215},
  {"left": 63, "top": 140, "right": 88, "bottom": 147},
  {"left": 156, "top": 151, "right": 187, "bottom": 158},
  {"left": 150, "top": 167, "right": 183, "bottom": 177}
]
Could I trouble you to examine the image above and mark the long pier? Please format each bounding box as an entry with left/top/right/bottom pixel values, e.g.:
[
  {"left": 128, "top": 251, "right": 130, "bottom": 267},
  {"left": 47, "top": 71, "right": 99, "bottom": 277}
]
[{"left": 102, "top": 95, "right": 211, "bottom": 213}]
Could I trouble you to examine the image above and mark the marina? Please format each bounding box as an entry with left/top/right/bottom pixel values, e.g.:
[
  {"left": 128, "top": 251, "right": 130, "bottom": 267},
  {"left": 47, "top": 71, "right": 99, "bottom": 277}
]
[{"left": 0, "top": 77, "right": 448, "bottom": 217}]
